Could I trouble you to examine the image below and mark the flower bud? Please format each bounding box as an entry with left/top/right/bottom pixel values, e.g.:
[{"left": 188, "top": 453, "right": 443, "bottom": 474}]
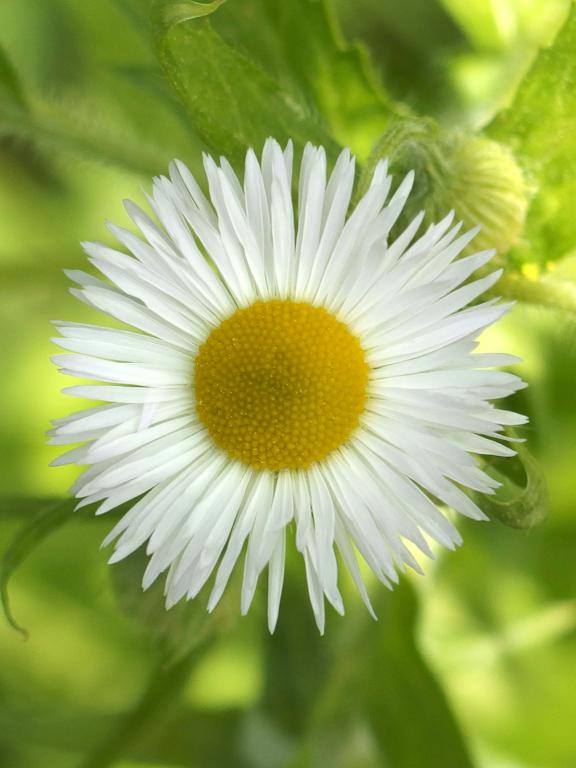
[{"left": 375, "top": 119, "right": 530, "bottom": 254}]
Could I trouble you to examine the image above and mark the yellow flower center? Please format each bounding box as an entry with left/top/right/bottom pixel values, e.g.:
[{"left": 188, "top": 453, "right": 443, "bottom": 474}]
[{"left": 194, "top": 299, "right": 369, "bottom": 471}]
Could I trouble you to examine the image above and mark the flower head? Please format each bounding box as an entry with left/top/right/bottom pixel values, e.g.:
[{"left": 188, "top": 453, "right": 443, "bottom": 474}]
[{"left": 50, "top": 139, "right": 527, "bottom": 633}]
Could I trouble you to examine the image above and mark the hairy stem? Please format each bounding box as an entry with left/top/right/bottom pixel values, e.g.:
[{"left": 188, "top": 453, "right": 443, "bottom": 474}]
[
  {"left": 1, "top": 101, "right": 170, "bottom": 177},
  {"left": 495, "top": 272, "right": 576, "bottom": 316}
]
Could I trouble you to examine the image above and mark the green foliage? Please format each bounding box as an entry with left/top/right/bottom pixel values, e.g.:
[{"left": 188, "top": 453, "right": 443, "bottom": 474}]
[
  {"left": 334, "top": 0, "right": 466, "bottom": 119},
  {"left": 488, "top": 5, "right": 576, "bottom": 264},
  {"left": 0, "top": 498, "right": 77, "bottom": 636},
  {"left": 479, "top": 442, "right": 549, "bottom": 529},
  {"left": 0, "top": 92, "right": 174, "bottom": 176},
  {"left": 152, "top": 0, "right": 395, "bottom": 168},
  {"left": 496, "top": 271, "right": 576, "bottom": 316},
  {"left": 360, "top": 584, "right": 474, "bottom": 768},
  {"left": 260, "top": 576, "right": 333, "bottom": 742},
  {"left": 185, "top": 576, "right": 475, "bottom": 768},
  {"left": 1, "top": 1, "right": 576, "bottom": 767},
  {"left": 278, "top": 582, "right": 474, "bottom": 768},
  {"left": 0, "top": 497, "right": 127, "bottom": 636},
  {"left": 79, "top": 651, "right": 206, "bottom": 768},
  {"left": 153, "top": 0, "right": 340, "bottom": 169},
  {"left": 258, "top": 582, "right": 473, "bottom": 768},
  {"left": 0, "top": 46, "right": 24, "bottom": 107},
  {"left": 202, "top": 0, "right": 395, "bottom": 156},
  {"left": 152, "top": 0, "right": 227, "bottom": 29}
]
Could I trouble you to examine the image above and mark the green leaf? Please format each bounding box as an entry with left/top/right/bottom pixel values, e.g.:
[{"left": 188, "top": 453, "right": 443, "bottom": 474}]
[
  {"left": 0, "top": 44, "right": 58, "bottom": 184},
  {"left": 152, "top": 0, "right": 227, "bottom": 30},
  {"left": 487, "top": 6, "right": 576, "bottom": 265},
  {"left": 198, "top": 0, "right": 396, "bottom": 158},
  {"left": 0, "top": 493, "right": 233, "bottom": 655},
  {"left": 1, "top": 706, "right": 244, "bottom": 768},
  {"left": 113, "top": 63, "right": 192, "bottom": 127},
  {"left": 152, "top": 0, "right": 341, "bottom": 170},
  {"left": 284, "top": 582, "right": 474, "bottom": 768},
  {"left": 0, "top": 498, "right": 77, "bottom": 637},
  {"left": 479, "top": 442, "right": 549, "bottom": 530},
  {"left": 261, "top": 571, "right": 469, "bottom": 768},
  {"left": 334, "top": 0, "right": 466, "bottom": 119},
  {"left": 360, "top": 583, "right": 475, "bottom": 768},
  {"left": 0, "top": 496, "right": 127, "bottom": 636},
  {"left": 0, "top": 45, "right": 24, "bottom": 108}
]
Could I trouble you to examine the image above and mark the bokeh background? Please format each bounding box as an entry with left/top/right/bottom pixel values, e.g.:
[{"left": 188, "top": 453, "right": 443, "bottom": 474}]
[{"left": 1, "top": 1, "right": 575, "bottom": 766}]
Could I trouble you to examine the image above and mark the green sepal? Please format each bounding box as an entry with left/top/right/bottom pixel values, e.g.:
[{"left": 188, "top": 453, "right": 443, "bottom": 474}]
[{"left": 360, "top": 116, "right": 529, "bottom": 255}]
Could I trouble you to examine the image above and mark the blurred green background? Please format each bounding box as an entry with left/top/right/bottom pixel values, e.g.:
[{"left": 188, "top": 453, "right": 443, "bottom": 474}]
[{"left": 1, "top": 1, "right": 575, "bottom": 766}]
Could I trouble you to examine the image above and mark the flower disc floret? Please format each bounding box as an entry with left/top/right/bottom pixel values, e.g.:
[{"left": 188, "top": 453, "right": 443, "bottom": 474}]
[{"left": 195, "top": 299, "right": 369, "bottom": 470}]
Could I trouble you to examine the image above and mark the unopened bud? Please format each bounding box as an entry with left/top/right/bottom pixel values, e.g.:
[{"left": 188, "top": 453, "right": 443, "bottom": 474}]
[{"left": 372, "top": 119, "right": 530, "bottom": 254}]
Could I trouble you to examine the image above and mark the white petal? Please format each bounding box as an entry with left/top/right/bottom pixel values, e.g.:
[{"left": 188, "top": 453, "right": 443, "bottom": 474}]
[{"left": 267, "top": 532, "right": 286, "bottom": 633}]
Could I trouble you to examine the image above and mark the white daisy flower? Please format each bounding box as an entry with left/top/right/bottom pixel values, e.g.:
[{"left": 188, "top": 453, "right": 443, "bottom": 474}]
[{"left": 50, "top": 138, "right": 527, "bottom": 633}]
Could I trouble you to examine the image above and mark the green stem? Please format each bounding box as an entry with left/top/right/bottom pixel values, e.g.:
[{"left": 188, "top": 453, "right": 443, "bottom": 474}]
[
  {"left": 285, "top": 614, "right": 371, "bottom": 768},
  {"left": 80, "top": 650, "right": 200, "bottom": 768},
  {"left": 1, "top": 101, "right": 169, "bottom": 177},
  {"left": 0, "top": 497, "right": 72, "bottom": 518},
  {"left": 495, "top": 272, "right": 576, "bottom": 316}
]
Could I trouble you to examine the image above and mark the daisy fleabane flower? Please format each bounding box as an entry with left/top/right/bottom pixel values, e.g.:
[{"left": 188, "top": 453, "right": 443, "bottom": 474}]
[{"left": 50, "top": 138, "right": 527, "bottom": 633}]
